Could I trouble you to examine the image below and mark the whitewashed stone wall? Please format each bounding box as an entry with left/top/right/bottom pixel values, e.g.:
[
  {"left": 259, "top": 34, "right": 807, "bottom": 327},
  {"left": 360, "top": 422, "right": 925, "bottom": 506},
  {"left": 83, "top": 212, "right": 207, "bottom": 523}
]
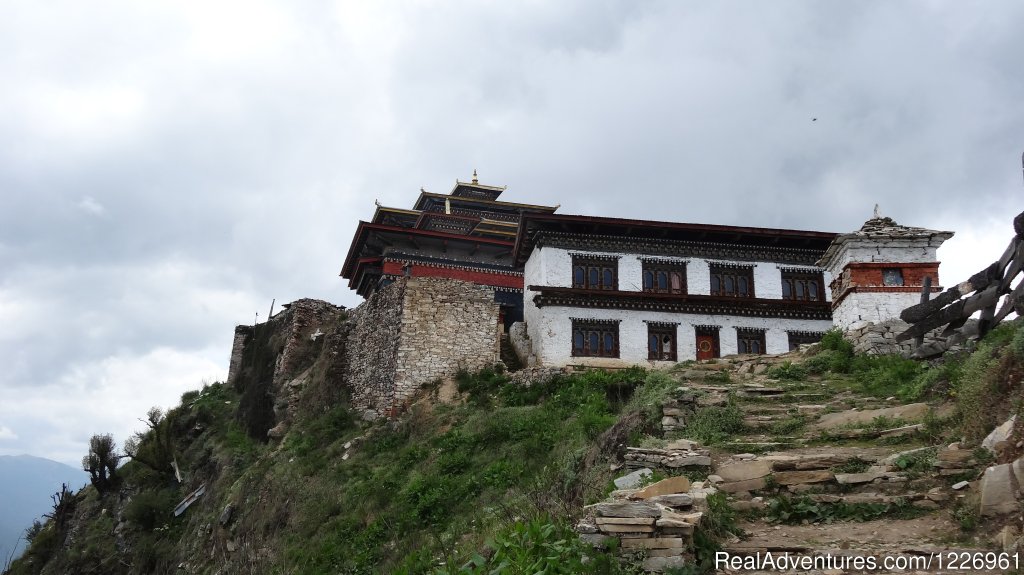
[
  {"left": 522, "top": 246, "right": 833, "bottom": 367},
  {"left": 832, "top": 292, "right": 922, "bottom": 331},
  {"left": 827, "top": 242, "right": 941, "bottom": 272}
]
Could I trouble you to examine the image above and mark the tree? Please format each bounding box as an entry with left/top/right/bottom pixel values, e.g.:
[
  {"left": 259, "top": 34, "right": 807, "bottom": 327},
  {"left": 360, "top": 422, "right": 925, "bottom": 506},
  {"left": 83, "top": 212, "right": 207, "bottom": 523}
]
[
  {"left": 82, "top": 434, "right": 122, "bottom": 494},
  {"left": 124, "top": 407, "right": 178, "bottom": 479}
]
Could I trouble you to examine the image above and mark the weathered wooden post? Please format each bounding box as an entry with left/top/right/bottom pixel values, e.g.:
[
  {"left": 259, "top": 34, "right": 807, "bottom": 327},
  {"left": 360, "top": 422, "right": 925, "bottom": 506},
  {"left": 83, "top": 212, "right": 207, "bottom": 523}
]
[{"left": 914, "top": 275, "right": 932, "bottom": 351}]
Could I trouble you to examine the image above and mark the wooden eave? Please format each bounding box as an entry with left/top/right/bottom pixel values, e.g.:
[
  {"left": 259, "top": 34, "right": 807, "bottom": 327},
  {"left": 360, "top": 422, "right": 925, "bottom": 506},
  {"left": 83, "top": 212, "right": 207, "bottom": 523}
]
[
  {"left": 528, "top": 285, "right": 832, "bottom": 320},
  {"left": 341, "top": 221, "right": 515, "bottom": 281},
  {"left": 514, "top": 213, "right": 838, "bottom": 265},
  {"left": 371, "top": 206, "right": 421, "bottom": 224}
]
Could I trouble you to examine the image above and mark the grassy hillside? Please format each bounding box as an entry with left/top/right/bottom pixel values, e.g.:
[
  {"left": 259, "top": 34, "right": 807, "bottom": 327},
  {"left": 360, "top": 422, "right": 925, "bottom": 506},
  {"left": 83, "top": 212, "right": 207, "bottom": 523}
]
[{"left": 8, "top": 318, "right": 1024, "bottom": 575}]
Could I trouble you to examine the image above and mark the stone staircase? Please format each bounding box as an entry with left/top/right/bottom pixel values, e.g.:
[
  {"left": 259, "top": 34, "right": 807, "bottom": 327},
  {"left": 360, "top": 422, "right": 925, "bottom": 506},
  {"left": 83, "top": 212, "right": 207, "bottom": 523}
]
[
  {"left": 586, "top": 351, "right": 1001, "bottom": 574},
  {"left": 499, "top": 333, "right": 524, "bottom": 371}
]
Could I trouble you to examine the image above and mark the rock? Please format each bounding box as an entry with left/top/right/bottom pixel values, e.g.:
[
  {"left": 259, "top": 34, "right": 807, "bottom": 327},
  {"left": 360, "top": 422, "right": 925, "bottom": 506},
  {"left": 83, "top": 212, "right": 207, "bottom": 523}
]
[
  {"left": 647, "top": 494, "right": 694, "bottom": 508},
  {"left": 576, "top": 522, "right": 598, "bottom": 534},
  {"left": 952, "top": 481, "right": 970, "bottom": 490},
  {"left": 937, "top": 449, "right": 975, "bottom": 464},
  {"left": 718, "top": 477, "right": 767, "bottom": 493},
  {"left": 642, "top": 556, "right": 687, "bottom": 572},
  {"left": 620, "top": 537, "right": 684, "bottom": 550},
  {"left": 730, "top": 500, "right": 765, "bottom": 512},
  {"left": 707, "top": 475, "right": 723, "bottom": 484},
  {"left": 663, "top": 407, "right": 683, "bottom": 416},
  {"left": 590, "top": 501, "right": 662, "bottom": 518},
  {"left": 594, "top": 517, "right": 656, "bottom": 533},
  {"left": 665, "top": 439, "right": 699, "bottom": 451},
  {"left": 835, "top": 471, "right": 887, "bottom": 485},
  {"left": 716, "top": 460, "right": 772, "bottom": 483},
  {"left": 661, "top": 416, "right": 680, "bottom": 427},
  {"left": 735, "top": 453, "right": 757, "bottom": 460},
  {"left": 979, "top": 464, "right": 1020, "bottom": 516},
  {"left": 632, "top": 476, "right": 691, "bottom": 499},
  {"left": 912, "top": 499, "right": 940, "bottom": 510},
  {"left": 579, "top": 533, "right": 610, "bottom": 548},
  {"left": 813, "top": 403, "right": 931, "bottom": 430},
  {"left": 219, "top": 504, "right": 235, "bottom": 527},
  {"left": 226, "top": 540, "right": 237, "bottom": 553},
  {"left": 614, "top": 468, "right": 653, "bottom": 489},
  {"left": 773, "top": 470, "right": 835, "bottom": 485},
  {"left": 983, "top": 415, "right": 1017, "bottom": 453},
  {"left": 996, "top": 525, "right": 1021, "bottom": 552},
  {"left": 664, "top": 455, "right": 712, "bottom": 468}
]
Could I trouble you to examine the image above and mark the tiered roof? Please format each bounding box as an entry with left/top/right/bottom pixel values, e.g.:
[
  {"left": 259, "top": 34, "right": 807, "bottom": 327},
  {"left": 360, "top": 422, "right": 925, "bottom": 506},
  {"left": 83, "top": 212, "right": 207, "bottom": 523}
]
[{"left": 341, "top": 173, "right": 558, "bottom": 297}]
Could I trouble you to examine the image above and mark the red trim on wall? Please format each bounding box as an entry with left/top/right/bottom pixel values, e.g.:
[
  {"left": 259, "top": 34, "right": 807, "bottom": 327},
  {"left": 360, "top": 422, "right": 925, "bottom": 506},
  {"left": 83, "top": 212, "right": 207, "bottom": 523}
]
[{"left": 381, "top": 261, "right": 524, "bottom": 289}]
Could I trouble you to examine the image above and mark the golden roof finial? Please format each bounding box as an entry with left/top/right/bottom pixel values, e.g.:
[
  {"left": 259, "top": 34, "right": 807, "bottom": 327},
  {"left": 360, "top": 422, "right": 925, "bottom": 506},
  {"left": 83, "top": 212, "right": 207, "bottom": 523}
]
[{"left": 472, "top": 169, "right": 478, "bottom": 184}]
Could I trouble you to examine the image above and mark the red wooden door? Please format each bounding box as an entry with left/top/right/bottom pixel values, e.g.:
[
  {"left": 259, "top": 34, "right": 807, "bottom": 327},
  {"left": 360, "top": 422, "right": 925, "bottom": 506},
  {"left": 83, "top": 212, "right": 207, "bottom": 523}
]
[{"left": 696, "top": 335, "right": 716, "bottom": 361}]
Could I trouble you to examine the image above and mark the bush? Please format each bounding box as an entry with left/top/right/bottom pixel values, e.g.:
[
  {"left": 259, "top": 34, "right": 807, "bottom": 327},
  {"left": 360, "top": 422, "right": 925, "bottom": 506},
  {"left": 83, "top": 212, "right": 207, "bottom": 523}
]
[
  {"left": 456, "top": 518, "right": 615, "bottom": 575},
  {"left": 124, "top": 488, "right": 179, "bottom": 530},
  {"left": 683, "top": 403, "right": 745, "bottom": 445},
  {"left": 764, "top": 361, "right": 807, "bottom": 381},
  {"left": 851, "top": 354, "right": 926, "bottom": 399}
]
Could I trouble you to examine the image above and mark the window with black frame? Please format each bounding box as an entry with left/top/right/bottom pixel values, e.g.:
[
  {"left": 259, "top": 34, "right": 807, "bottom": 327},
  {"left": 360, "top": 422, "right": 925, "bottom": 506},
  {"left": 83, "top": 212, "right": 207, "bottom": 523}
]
[
  {"left": 710, "top": 265, "right": 754, "bottom": 297},
  {"left": 736, "top": 328, "right": 767, "bottom": 354},
  {"left": 642, "top": 261, "right": 687, "bottom": 294},
  {"left": 571, "top": 256, "right": 618, "bottom": 290},
  {"left": 647, "top": 323, "right": 677, "bottom": 361},
  {"left": 571, "top": 319, "right": 619, "bottom": 357},
  {"left": 781, "top": 270, "right": 824, "bottom": 302}
]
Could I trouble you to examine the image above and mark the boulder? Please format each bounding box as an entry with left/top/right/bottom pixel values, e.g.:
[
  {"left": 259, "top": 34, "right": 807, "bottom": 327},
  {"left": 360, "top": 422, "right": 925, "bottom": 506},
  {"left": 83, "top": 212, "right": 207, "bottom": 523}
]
[
  {"left": 979, "top": 464, "right": 1020, "bottom": 516},
  {"left": 983, "top": 415, "right": 1017, "bottom": 453}
]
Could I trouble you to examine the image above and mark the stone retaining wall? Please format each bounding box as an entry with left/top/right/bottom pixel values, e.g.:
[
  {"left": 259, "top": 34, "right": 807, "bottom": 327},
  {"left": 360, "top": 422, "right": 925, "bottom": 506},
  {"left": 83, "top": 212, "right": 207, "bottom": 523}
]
[{"left": 844, "top": 318, "right": 974, "bottom": 357}]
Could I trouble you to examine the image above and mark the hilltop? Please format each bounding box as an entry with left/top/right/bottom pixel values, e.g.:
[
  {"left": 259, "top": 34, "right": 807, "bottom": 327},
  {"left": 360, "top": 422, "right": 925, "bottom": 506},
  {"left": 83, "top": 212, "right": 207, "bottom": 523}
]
[{"left": 6, "top": 310, "right": 1024, "bottom": 574}]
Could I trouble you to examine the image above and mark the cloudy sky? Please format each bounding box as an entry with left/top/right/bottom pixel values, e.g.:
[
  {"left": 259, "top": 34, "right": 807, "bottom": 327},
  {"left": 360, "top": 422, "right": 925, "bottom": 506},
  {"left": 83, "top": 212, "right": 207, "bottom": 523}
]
[{"left": 1, "top": 0, "right": 1022, "bottom": 466}]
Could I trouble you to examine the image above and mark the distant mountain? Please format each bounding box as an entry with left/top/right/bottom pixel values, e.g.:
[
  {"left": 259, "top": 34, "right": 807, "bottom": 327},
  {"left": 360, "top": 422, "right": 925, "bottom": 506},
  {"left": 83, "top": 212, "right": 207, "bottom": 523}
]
[{"left": 0, "top": 455, "right": 87, "bottom": 565}]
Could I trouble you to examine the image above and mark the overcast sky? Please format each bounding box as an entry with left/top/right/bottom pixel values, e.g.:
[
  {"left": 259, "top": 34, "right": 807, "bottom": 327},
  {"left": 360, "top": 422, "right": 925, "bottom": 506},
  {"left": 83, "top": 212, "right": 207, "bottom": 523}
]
[{"left": 1, "top": 0, "right": 1022, "bottom": 466}]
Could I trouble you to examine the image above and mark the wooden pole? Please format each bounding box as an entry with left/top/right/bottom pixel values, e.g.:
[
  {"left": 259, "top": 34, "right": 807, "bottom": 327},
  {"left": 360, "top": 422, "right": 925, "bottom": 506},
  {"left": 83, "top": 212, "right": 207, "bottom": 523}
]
[{"left": 914, "top": 276, "right": 932, "bottom": 350}]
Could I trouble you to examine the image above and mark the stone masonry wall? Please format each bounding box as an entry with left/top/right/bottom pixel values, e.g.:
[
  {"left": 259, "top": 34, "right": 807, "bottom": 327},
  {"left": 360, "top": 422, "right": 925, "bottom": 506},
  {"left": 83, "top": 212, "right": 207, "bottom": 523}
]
[
  {"left": 844, "top": 318, "right": 974, "bottom": 357},
  {"left": 226, "top": 325, "right": 251, "bottom": 385},
  {"left": 392, "top": 277, "right": 500, "bottom": 409},
  {"left": 345, "top": 280, "right": 406, "bottom": 417}
]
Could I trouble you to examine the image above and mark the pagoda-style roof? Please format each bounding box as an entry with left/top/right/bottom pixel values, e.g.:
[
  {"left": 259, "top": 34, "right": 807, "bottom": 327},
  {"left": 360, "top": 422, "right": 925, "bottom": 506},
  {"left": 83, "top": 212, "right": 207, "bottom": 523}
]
[{"left": 514, "top": 213, "right": 837, "bottom": 266}]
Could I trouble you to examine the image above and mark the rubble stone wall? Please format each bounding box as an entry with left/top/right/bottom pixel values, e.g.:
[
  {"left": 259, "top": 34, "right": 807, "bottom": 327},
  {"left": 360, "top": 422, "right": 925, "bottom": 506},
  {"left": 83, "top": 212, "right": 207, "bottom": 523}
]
[
  {"left": 392, "top": 277, "right": 500, "bottom": 408},
  {"left": 345, "top": 280, "right": 407, "bottom": 416},
  {"left": 844, "top": 318, "right": 970, "bottom": 357}
]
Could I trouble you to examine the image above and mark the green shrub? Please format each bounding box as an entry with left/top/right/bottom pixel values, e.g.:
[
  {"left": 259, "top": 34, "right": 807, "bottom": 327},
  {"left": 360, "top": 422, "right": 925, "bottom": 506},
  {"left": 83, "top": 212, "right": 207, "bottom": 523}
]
[
  {"left": 457, "top": 518, "right": 605, "bottom": 574},
  {"left": 819, "top": 329, "right": 854, "bottom": 355},
  {"left": 851, "top": 354, "right": 926, "bottom": 398},
  {"left": 683, "top": 403, "right": 745, "bottom": 445},
  {"left": 803, "top": 349, "right": 852, "bottom": 374},
  {"left": 124, "top": 488, "right": 179, "bottom": 530},
  {"left": 764, "top": 361, "right": 807, "bottom": 381}
]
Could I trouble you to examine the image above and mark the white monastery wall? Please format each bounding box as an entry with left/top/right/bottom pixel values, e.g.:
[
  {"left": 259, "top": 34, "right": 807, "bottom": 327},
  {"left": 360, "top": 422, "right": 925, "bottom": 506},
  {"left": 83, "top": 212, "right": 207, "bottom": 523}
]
[
  {"left": 522, "top": 246, "right": 834, "bottom": 367},
  {"left": 832, "top": 292, "right": 922, "bottom": 331},
  {"left": 826, "top": 241, "right": 941, "bottom": 274}
]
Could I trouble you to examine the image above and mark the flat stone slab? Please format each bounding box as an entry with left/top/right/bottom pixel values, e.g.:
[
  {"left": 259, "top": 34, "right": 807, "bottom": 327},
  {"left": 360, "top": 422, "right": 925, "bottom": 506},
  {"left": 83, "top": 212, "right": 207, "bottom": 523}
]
[
  {"left": 718, "top": 477, "right": 768, "bottom": 493},
  {"left": 590, "top": 501, "right": 662, "bottom": 518},
  {"left": 717, "top": 460, "right": 772, "bottom": 482},
  {"left": 664, "top": 455, "right": 711, "bottom": 468},
  {"left": 620, "top": 537, "right": 685, "bottom": 550},
  {"left": 774, "top": 470, "right": 835, "bottom": 485},
  {"left": 835, "top": 471, "right": 888, "bottom": 485},
  {"left": 983, "top": 415, "right": 1016, "bottom": 452},
  {"left": 813, "top": 403, "right": 931, "bottom": 430},
  {"left": 632, "top": 476, "right": 691, "bottom": 499},
  {"left": 647, "top": 494, "right": 693, "bottom": 508}
]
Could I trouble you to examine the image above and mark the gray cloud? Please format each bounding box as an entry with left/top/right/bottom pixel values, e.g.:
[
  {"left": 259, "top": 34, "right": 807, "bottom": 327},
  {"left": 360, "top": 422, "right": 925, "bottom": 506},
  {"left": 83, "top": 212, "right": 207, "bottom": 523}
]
[{"left": 0, "top": 0, "right": 1021, "bottom": 465}]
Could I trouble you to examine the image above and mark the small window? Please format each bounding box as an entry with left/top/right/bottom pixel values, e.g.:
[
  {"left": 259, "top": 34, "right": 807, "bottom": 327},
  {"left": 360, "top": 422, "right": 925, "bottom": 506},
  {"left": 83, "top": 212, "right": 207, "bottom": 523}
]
[
  {"left": 710, "top": 265, "right": 754, "bottom": 298},
  {"left": 572, "top": 256, "right": 618, "bottom": 290},
  {"left": 882, "top": 268, "right": 904, "bottom": 286},
  {"left": 647, "top": 324, "right": 677, "bottom": 361},
  {"left": 642, "top": 261, "right": 687, "bottom": 294},
  {"left": 571, "top": 320, "right": 619, "bottom": 358},
  {"left": 737, "top": 329, "right": 767, "bottom": 355},
  {"left": 787, "top": 331, "right": 824, "bottom": 351},
  {"left": 781, "top": 270, "right": 825, "bottom": 302}
]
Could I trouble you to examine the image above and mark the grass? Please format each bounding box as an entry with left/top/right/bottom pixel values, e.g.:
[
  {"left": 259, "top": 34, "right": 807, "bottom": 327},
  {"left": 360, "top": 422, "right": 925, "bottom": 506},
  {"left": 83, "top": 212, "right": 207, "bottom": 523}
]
[
  {"left": 681, "top": 402, "right": 745, "bottom": 445},
  {"left": 764, "top": 495, "right": 929, "bottom": 524}
]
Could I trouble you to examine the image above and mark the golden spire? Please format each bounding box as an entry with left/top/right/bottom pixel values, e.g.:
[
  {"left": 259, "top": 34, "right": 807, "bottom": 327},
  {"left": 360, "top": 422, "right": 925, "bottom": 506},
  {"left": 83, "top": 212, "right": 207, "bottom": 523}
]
[{"left": 472, "top": 169, "right": 478, "bottom": 184}]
